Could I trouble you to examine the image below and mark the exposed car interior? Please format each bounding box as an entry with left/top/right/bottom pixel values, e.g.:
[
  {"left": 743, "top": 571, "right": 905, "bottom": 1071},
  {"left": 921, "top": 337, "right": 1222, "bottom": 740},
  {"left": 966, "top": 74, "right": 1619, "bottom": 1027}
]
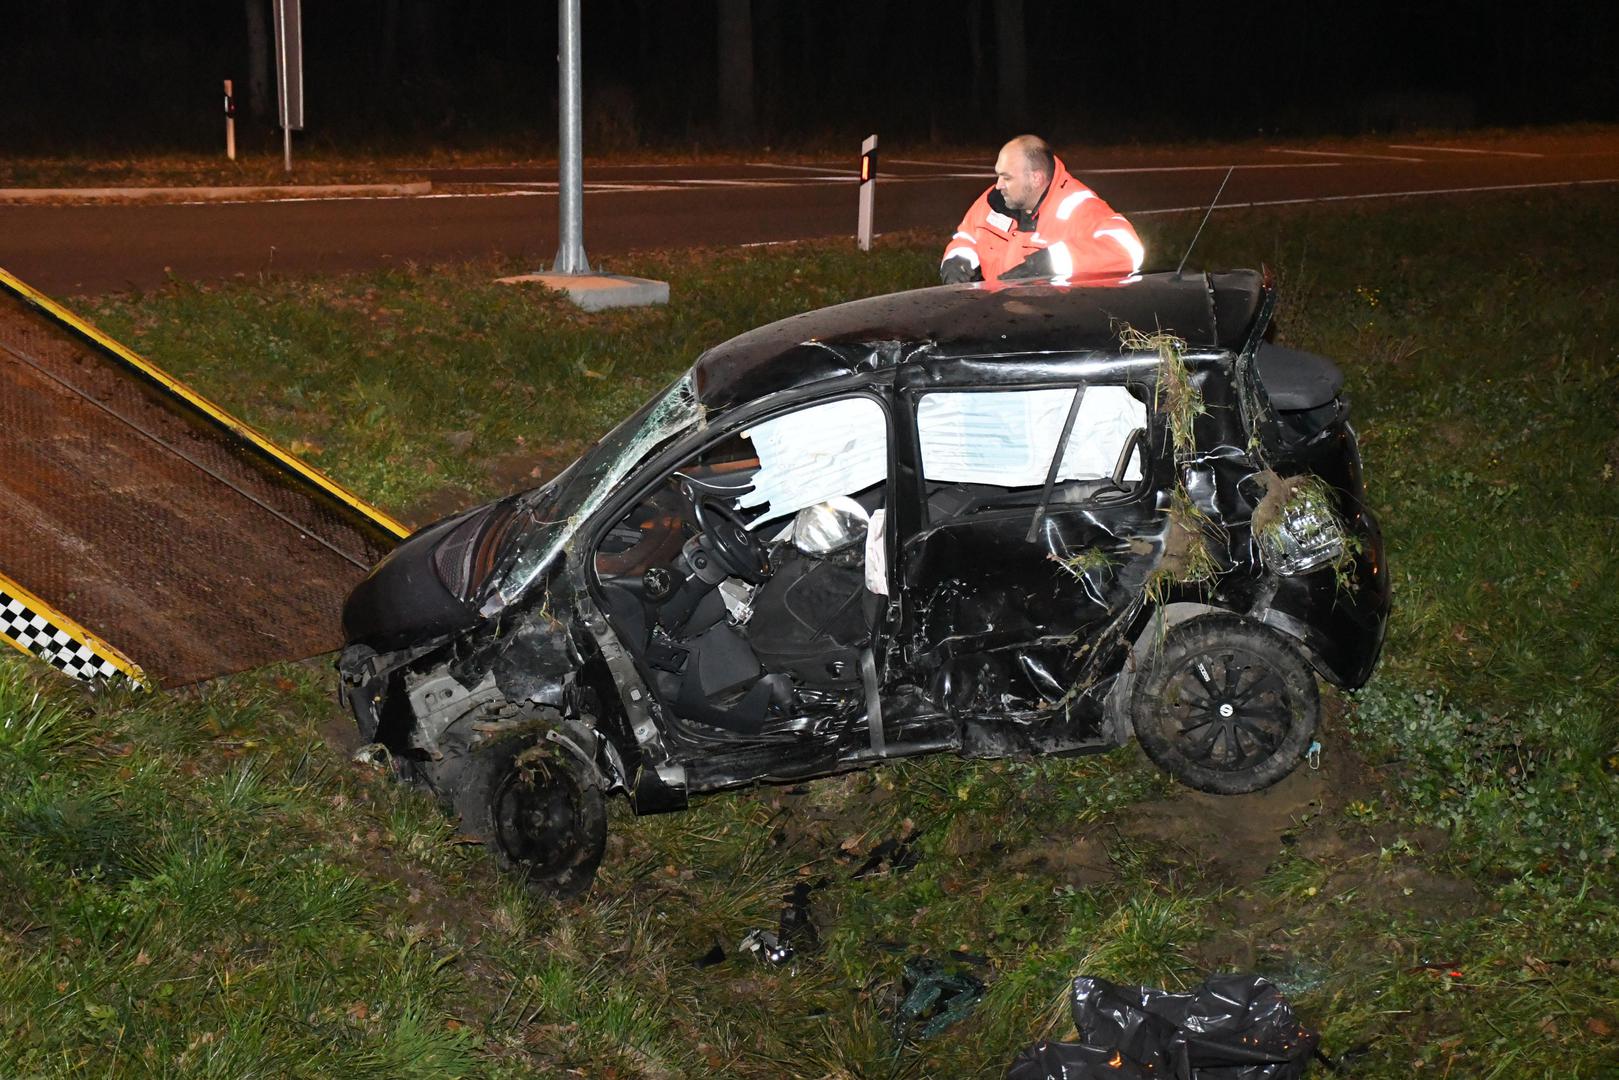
[
  {"left": 592, "top": 396, "right": 889, "bottom": 738},
  {"left": 590, "top": 386, "right": 1152, "bottom": 739}
]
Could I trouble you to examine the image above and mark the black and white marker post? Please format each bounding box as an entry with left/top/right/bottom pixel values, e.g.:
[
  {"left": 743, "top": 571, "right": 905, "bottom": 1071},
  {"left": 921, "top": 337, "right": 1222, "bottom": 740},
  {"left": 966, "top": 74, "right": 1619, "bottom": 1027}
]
[
  {"left": 857, "top": 134, "right": 878, "bottom": 251},
  {"left": 223, "top": 79, "right": 236, "bottom": 161}
]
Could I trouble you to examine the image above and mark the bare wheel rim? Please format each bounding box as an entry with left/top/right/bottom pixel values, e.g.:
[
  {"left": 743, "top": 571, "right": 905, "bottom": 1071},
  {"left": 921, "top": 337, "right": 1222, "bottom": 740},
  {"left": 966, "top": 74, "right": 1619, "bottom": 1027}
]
[{"left": 492, "top": 759, "right": 585, "bottom": 875}]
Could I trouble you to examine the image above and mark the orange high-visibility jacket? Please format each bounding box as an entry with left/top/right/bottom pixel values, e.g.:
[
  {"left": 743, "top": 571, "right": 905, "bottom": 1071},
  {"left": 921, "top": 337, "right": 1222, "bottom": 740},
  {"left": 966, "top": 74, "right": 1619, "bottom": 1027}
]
[{"left": 941, "top": 157, "right": 1144, "bottom": 282}]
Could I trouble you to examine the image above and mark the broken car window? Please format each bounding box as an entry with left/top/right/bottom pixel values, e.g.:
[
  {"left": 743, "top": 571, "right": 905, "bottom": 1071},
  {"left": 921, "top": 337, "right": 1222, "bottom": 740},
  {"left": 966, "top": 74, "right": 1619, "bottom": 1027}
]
[{"left": 482, "top": 373, "right": 704, "bottom": 615}]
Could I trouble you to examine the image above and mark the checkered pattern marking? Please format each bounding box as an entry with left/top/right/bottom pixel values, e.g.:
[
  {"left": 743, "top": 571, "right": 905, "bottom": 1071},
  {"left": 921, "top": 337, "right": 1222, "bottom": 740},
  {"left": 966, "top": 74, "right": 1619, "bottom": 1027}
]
[{"left": 1, "top": 590, "right": 125, "bottom": 681}]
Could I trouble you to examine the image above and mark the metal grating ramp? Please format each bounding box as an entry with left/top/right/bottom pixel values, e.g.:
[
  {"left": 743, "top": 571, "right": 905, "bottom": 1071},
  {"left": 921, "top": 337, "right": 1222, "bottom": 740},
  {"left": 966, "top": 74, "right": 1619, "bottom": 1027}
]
[{"left": 0, "top": 267, "right": 406, "bottom": 687}]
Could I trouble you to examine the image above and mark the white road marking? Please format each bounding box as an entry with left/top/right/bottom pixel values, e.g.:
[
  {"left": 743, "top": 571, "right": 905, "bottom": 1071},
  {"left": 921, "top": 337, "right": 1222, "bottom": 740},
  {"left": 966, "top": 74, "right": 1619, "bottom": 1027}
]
[
  {"left": 745, "top": 161, "right": 858, "bottom": 175},
  {"left": 1130, "top": 176, "right": 1619, "bottom": 216},
  {"left": 1269, "top": 147, "right": 1425, "bottom": 163},
  {"left": 1088, "top": 163, "right": 1341, "bottom": 174},
  {"left": 1388, "top": 143, "right": 1543, "bottom": 158},
  {"left": 675, "top": 176, "right": 850, "bottom": 186},
  {"left": 887, "top": 157, "right": 986, "bottom": 169}
]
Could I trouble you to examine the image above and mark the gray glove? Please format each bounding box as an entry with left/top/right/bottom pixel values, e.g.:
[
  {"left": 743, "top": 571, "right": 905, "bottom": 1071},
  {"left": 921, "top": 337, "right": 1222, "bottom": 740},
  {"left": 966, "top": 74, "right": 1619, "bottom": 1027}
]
[
  {"left": 939, "top": 256, "right": 982, "bottom": 285},
  {"left": 999, "top": 248, "right": 1055, "bottom": 280}
]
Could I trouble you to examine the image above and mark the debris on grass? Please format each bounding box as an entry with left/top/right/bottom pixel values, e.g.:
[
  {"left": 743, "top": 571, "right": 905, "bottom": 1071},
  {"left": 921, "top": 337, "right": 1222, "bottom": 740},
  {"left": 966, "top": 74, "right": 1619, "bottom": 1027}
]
[
  {"left": 893, "top": 957, "right": 986, "bottom": 1041},
  {"left": 739, "top": 928, "right": 794, "bottom": 965},
  {"left": 849, "top": 833, "right": 922, "bottom": 879},
  {"left": 1007, "top": 972, "right": 1319, "bottom": 1080},
  {"left": 778, "top": 878, "right": 822, "bottom": 955}
]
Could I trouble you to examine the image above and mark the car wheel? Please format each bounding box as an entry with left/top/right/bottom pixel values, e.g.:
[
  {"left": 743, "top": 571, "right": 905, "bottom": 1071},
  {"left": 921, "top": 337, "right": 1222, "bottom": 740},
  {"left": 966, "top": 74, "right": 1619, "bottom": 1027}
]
[
  {"left": 454, "top": 734, "right": 607, "bottom": 898},
  {"left": 1131, "top": 614, "right": 1319, "bottom": 795}
]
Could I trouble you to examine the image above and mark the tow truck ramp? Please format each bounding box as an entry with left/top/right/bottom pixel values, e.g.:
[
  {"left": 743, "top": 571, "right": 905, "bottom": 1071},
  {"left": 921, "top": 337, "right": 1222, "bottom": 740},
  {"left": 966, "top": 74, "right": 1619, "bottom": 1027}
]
[{"left": 0, "top": 266, "right": 406, "bottom": 688}]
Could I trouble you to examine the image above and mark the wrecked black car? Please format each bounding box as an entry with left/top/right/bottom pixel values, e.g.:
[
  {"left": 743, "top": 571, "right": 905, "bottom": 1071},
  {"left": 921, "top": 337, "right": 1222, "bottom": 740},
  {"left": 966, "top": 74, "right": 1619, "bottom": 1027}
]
[{"left": 338, "top": 270, "right": 1388, "bottom": 895}]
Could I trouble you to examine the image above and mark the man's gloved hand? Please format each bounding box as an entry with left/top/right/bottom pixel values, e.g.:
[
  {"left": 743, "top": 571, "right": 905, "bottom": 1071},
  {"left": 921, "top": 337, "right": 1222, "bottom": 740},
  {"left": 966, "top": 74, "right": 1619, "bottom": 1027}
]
[
  {"left": 999, "top": 249, "right": 1054, "bottom": 281},
  {"left": 939, "top": 256, "right": 982, "bottom": 285}
]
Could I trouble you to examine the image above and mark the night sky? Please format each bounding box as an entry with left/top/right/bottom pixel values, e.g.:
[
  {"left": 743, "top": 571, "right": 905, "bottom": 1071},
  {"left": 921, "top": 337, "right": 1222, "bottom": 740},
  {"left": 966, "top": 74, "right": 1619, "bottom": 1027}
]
[{"left": 3, "top": 1, "right": 1616, "bottom": 153}]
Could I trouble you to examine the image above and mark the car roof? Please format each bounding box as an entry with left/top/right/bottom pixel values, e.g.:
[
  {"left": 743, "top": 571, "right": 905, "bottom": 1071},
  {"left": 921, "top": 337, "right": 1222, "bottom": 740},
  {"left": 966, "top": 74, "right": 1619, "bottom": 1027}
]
[{"left": 690, "top": 270, "right": 1268, "bottom": 410}]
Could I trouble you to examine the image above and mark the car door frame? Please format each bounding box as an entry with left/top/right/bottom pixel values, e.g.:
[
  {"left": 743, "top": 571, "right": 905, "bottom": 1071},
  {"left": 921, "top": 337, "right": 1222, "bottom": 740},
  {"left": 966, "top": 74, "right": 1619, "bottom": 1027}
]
[{"left": 889, "top": 349, "right": 1167, "bottom": 753}]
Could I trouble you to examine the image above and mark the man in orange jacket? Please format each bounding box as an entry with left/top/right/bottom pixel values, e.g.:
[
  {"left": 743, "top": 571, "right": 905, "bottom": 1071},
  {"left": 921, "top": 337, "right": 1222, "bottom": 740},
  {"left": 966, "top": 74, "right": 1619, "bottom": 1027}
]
[{"left": 940, "top": 135, "right": 1144, "bottom": 284}]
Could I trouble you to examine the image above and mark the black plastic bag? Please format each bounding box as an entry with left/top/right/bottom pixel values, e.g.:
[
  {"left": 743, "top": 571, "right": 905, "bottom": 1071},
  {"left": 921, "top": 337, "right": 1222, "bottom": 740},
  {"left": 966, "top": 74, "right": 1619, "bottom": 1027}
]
[{"left": 1007, "top": 973, "right": 1319, "bottom": 1080}]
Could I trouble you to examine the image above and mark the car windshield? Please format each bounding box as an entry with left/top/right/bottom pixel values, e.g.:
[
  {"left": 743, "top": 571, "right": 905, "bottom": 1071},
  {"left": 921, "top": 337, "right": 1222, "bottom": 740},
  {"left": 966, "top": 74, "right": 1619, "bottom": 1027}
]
[{"left": 480, "top": 372, "right": 704, "bottom": 615}]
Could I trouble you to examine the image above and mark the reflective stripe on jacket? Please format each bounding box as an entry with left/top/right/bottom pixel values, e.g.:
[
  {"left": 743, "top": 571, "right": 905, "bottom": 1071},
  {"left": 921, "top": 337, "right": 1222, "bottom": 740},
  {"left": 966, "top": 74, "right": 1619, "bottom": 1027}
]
[{"left": 941, "top": 156, "right": 1143, "bottom": 282}]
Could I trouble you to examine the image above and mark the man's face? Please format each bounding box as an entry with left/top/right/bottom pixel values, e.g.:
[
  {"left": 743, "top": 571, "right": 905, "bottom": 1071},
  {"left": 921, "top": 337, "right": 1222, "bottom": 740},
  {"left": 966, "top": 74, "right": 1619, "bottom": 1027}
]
[{"left": 994, "top": 147, "right": 1046, "bottom": 212}]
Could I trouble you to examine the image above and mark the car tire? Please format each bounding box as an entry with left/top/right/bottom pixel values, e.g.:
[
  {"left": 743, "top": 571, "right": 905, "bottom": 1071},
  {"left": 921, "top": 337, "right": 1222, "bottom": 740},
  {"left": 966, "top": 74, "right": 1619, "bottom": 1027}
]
[
  {"left": 1131, "top": 614, "right": 1319, "bottom": 795},
  {"left": 454, "top": 733, "right": 607, "bottom": 898}
]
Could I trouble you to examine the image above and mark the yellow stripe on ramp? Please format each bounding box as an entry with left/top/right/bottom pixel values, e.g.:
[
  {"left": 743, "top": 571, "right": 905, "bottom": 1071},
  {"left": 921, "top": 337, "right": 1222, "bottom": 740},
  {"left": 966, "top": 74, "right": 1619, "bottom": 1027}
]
[{"left": 0, "top": 265, "right": 410, "bottom": 540}]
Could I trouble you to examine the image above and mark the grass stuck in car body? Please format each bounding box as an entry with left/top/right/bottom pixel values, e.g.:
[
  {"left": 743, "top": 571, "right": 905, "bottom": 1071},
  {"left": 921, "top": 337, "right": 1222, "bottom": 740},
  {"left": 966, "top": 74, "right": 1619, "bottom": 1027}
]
[{"left": 3, "top": 188, "right": 1617, "bottom": 1077}]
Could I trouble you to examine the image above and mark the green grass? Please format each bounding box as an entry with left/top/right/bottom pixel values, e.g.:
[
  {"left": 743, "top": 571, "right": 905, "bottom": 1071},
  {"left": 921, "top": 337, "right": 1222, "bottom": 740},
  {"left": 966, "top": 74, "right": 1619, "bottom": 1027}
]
[{"left": 4, "top": 186, "right": 1619, "bottom": 1076}]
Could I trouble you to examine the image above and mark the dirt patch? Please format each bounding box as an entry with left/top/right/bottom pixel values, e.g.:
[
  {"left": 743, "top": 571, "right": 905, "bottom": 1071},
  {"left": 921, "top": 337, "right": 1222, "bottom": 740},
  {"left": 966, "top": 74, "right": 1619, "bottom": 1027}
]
[
  {"left": 1099, "top": 696, "right": 1492, "bottom": 984},
  {"left": 1003, "top": 835, "right": 1116, "bottom": 888},
  {"left": 1119, "top": 761, "right": 1343, "bottom": 886},
  {"left": 1115, "top": 696, "right": 1372, "bottom": 888}
]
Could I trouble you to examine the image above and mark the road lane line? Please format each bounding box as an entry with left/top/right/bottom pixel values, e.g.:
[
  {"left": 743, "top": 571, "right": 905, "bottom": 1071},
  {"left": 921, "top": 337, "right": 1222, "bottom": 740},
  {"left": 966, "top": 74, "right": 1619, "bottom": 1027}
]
[
  {"left": 745, "top": 161, "right": 858, "bottom": 175},
  {"left": 1088, "top": 163, "right": 1341, "bottom": 174},
  {"left": 887, "top": 157, "right": 986, "bottom": 169},
  {"left": 1130, "top": 176, "right": 1619, "bottom": 215},
  {"left": 1388, "top": 144, "right": 1544, "bottom": 158},
  {"left": 1269, "top": 148, "right": 1425, "bottom": 163}
]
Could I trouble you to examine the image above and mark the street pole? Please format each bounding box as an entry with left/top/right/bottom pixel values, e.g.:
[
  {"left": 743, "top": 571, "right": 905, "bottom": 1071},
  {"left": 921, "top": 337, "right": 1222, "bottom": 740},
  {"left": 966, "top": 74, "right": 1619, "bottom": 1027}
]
[
  {"left": 272, "top": 0, "right": 303, "bottom": 174},
  {"left": 553, "top": 0, "right": 590, "bottom": 274}
]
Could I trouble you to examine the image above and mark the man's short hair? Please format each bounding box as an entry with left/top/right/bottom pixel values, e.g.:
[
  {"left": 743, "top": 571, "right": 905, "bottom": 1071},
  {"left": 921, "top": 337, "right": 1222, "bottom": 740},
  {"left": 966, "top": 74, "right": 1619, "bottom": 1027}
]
[{"left": 1014, "top": 136, "right": 1054, "bottom": 179}]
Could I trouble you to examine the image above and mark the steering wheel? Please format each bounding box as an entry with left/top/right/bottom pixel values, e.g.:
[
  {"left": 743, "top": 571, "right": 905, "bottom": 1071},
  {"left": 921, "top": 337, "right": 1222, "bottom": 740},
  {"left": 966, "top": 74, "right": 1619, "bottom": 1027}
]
[{"left": 691, "top": 496, "right": 771, "bottom": 584}]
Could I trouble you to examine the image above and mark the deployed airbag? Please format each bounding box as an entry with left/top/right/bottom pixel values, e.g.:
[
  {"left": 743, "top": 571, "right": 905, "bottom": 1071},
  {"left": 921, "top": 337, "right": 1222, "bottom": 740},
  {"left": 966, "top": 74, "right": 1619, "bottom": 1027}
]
[
  {"left": 918, "top": 386, "right": 1145, "bottom": 486},
  {"left": 738, "top": 397, "right": 887, "bottom": 524}
]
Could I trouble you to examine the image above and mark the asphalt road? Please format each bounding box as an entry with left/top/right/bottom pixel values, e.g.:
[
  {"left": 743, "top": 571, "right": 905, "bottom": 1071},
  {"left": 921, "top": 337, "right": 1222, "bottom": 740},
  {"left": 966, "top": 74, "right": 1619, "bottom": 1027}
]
[{"left": 5, "top": 131, "right": 1618, "bottom": 296}]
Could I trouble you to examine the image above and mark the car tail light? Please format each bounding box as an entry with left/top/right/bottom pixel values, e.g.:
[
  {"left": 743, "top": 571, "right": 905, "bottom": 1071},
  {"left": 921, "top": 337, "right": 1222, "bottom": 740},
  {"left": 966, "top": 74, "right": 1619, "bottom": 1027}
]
[
  {"left": 432, "top": 503, "right": 522, "bottom": 602},
  {"left": 1259, "top": 487, "right": 1345, "bottom": 576}
]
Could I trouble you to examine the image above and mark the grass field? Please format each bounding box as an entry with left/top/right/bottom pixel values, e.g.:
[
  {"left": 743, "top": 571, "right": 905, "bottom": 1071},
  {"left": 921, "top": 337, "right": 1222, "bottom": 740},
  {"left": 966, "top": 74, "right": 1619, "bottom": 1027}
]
[{"left": 3, "top": 187, "right": 1617, "bottom": 1077}]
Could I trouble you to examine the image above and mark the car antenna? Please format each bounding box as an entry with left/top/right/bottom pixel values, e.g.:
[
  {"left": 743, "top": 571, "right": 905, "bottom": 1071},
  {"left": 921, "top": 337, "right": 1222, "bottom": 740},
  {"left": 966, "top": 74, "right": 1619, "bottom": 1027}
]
[{"left": 1175, "top": 165, "right": 1235, "bottom": 278}]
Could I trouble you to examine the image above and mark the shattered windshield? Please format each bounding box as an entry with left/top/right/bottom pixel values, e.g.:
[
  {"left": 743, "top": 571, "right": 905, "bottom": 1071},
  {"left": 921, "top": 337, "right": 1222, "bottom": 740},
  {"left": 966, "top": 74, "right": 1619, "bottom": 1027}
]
[{"left": 480, "top": 373, "right": 704, "bottom": 615}]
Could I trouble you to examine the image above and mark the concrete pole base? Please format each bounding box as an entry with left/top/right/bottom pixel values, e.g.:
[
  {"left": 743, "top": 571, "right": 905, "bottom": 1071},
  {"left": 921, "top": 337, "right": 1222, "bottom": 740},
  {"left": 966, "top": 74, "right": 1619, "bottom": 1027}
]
[{"left": 496, "top": 273, "right": 670, "bottom": 312}]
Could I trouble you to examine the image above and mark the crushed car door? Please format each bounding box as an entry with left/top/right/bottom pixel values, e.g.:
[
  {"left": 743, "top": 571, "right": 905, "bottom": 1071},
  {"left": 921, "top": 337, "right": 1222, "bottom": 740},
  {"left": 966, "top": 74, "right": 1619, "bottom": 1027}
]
[{"left": 898, "top": 376, "right": 1163, "bottom": 749}]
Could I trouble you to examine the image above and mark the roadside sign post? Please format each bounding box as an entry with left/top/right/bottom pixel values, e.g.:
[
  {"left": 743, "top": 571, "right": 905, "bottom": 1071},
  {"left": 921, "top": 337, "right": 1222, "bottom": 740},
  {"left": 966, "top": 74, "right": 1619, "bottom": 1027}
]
[
  {"left": 553, "top": 0, "right": 590, "bottom": 274},
  {"left": 223, "top": 79, "right": 236, "bottom": 161},
  {"left": 857, "top": 134, "right": 878, "bottom": 251},
  {"left": 272, "top": 0, "right": 304, "bottom": 173}
]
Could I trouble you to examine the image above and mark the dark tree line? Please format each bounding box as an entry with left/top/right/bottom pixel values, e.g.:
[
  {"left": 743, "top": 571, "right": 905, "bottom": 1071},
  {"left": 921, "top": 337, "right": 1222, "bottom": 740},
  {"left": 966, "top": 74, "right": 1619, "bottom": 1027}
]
[{"left": 2, "top": 1, "right": 1615, "bottom": 153}]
